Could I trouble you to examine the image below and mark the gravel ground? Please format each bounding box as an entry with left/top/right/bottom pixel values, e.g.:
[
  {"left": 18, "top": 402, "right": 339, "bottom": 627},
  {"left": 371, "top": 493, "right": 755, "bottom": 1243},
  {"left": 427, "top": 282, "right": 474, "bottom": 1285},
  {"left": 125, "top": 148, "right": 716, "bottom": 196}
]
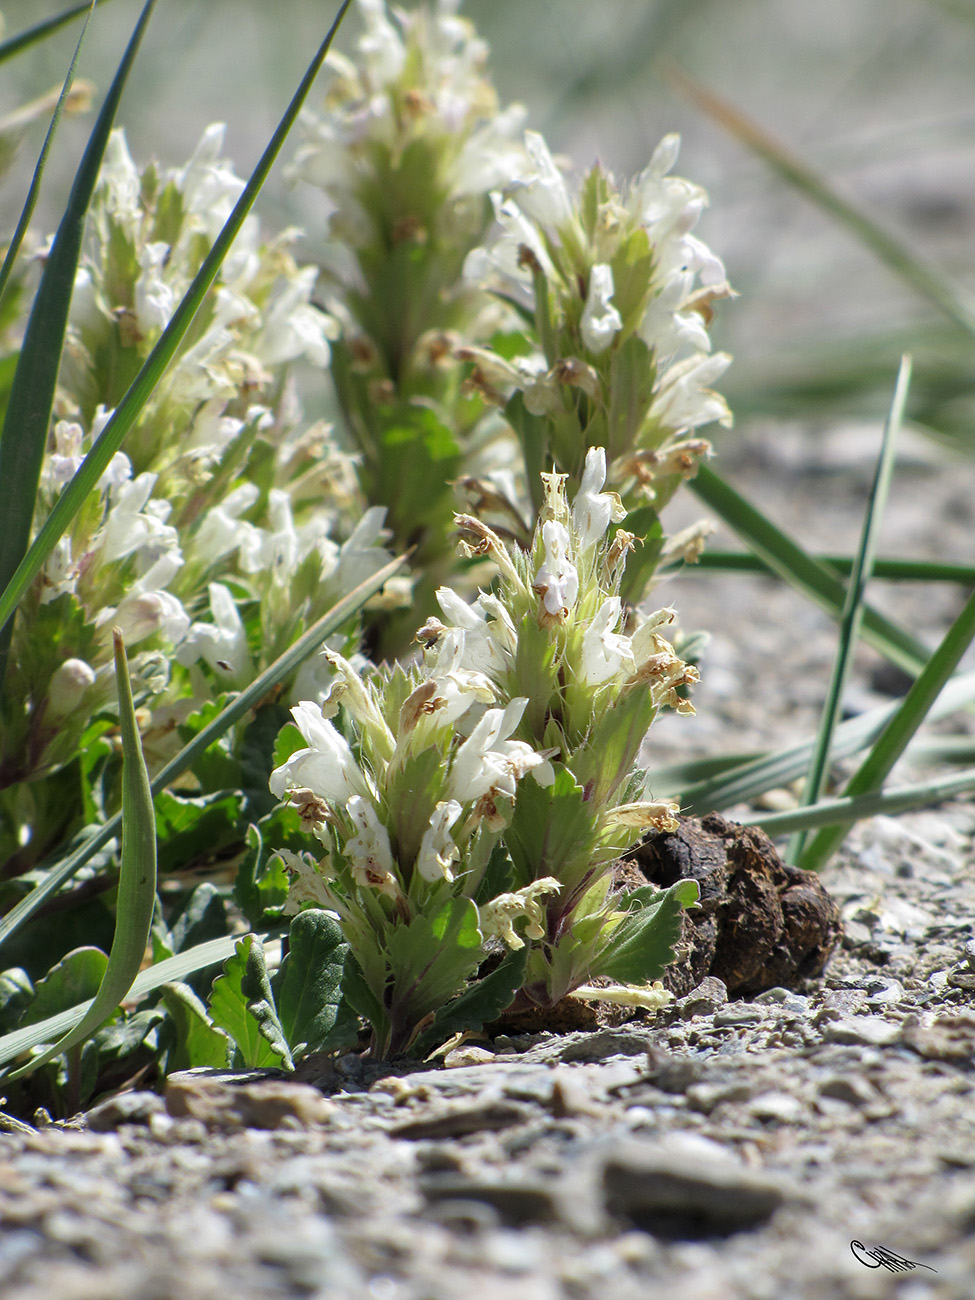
[{"left": 2, "top": 429, "right": 974, "bottom": 1300}]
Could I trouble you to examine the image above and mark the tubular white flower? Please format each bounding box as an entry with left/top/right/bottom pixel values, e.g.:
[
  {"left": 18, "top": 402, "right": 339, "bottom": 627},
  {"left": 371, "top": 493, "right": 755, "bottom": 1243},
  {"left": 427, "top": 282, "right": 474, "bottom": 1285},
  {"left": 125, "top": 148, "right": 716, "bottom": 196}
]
[
  {"left": 534, "top": 520, "right": 578, "bottom": 618},
  {"left": 507, "top": 130, "right": 573, "bottom": 229},
  {"left": 269, "top": 701, "right": 371, "bottom": 804},
  {"left": 448, "top": 698, "right": 546, "bottom": 805},
  {"left": 344, "top": 794, "right": 399, "bottom": 896},
  {"left": 47, "top": 658, "right": 97, "bottom": 716},
  {"left": 571, "top": 446, "right": 626, "bottom": 552},
  {"left": 415, "top": 799, "right": 463, "bottom": 882},
  {"left": 581, "top": 597, "right": 635, "bottom": 686},
  {"left": 580, "top": 263, "right": 622, "bottom": 355},
  {"left": 479, "top": 876, "right": 561, "bottom": 949},
  {"left": 177, "top": 582, "right": 250, "bottom": 678},
  {"left": 98, "top": 473, "right": 179, "bottom": 564}
]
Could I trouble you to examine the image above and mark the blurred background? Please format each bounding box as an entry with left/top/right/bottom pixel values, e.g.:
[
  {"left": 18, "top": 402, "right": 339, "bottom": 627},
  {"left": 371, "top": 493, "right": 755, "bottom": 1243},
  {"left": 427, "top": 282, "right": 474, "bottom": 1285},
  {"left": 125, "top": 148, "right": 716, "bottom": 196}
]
[
  {"left": 4, "top": 0, "right": 975, "bottom": 760},
  {"left": 6, "top": 0, "right": 974, "bottom": 452}
]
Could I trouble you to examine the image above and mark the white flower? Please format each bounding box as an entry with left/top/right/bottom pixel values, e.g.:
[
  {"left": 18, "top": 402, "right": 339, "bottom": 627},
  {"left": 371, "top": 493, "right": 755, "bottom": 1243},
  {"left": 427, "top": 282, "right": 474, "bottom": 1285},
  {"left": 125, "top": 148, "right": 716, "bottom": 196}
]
[
  {"left": 344, "top": 794, "right": 399, "bottom": 897},
  {"left": 98, "top": 473, "right": 179, "bottom": 564},
  {"left": 255, "top": 264, "right": 335, "bottom": 369},
  {"left": 47, "top": 658, "right": 96, "bottom": 716},
  {"left": 580, "top": 263, "right": 622, "bottom": 355},
  {"left": 479, "top": 876, "right": 561, "bottom": 950},
  {"left": 604, "top": 801, "right": 679, "bottom": 832},
  {"left": 507, "top": 130, "right": 573, "bottom": 229},
  {"left": 190, "top": 483, "right": 261, "bottom": 568},
  {"left": 330, "top": 506, "right": 392, "bottom": 592},
  {"left": 449, "top": 698, "right": 548, "bottom": 806},
  {"left": 534, "top": 520, "right": 578, "bottom": 618},
  {"left": 434, "top": 586, "right": 513, "bottom": 679},
  {"left": 571, "top": 446, "right": 626, "bottom": 551},
  {"left": 111, "top": 588, "right": 190, "bottom": 646},
  {"left": 652, "top": 352, "right": 733, "bottom": 433},
  {"left": 277, "top": 847, "right": 333, "bottom": 915},
  {"left": 135, "top": 242, "right": 176, "bottom": 331},
  {"left": 269, "top": 701, "right": 371, "bottom": 804},
  {"left": 177, "top": 582, "right": 251, "bottom": 678},
  {"left": 581, "top": 597, "right": 635, "bottom": 686},
  {"left": 416, "top": 800, "right": 463, "bottom": 882}
]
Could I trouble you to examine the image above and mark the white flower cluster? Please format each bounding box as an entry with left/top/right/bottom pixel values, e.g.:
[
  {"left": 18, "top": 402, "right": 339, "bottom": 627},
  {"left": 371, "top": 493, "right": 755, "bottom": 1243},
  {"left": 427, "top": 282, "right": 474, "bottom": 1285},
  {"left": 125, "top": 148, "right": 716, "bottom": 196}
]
[
  {"left": 289, "top": 0, "right": 527, "bottom": 231},
  {"left": 270, "top": 642, "right": 554, "bottom": 910},
  {"left": 463, "top": 131, "right": 733, "bottom": 496}
]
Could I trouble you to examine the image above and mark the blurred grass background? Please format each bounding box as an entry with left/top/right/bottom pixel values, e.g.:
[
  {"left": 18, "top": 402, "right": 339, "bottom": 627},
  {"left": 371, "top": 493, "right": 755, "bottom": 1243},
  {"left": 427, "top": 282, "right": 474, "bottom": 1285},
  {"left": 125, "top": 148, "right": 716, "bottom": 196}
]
[{"left": 5, "top": 0, "right": 974, "bottom": 445}]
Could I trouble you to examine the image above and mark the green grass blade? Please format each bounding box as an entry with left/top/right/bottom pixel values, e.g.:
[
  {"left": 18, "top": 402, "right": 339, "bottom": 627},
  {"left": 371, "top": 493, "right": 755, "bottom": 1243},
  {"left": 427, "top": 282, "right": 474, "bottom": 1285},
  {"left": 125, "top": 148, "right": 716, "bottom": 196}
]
[
  {"left": 689, "top": 463, "right": 928, "bottom": 676},
  {"left": 745, "top": 767, "right": 975, "bottom": 837},
  {"left": 0, "top": 0, "right": 157, "bottom": 686},
  {"left": 1, "top": 629, "right": 156, "bottom": 1080},
  {"left": 668, "top": 65, "right": 975, "bottom": 337},
  {"left": 0, "top": 932, "right": 261, "bottom": 1069},
  {"left": 0, "top": 551, "right": 404, "bottom": 951},
  {"left": 691, "top": 552, "right": 975, "bottom": 586},
  {"left": 0, "top": 0, "right": 354, "bottom": 646},
  {"left": 0, "top": 3, "right": 96, "bottom": 309},
  {"left": 0, "top": 0, "right": 107, "bottom": 63},
  {"left": 673, "top": 669, "right": 975, "bottom": 812},
  {"left": 788, "top": 357, "right": 910, "bottom": 862},
  {"left": 799, "top": 583, "right": 975, "bottom": 871}
]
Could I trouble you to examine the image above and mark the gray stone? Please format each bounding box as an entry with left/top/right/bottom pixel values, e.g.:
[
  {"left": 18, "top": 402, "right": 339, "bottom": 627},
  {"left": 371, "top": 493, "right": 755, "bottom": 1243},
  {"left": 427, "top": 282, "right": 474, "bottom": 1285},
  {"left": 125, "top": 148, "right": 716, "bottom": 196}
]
[
  {"left": 85, "top": 1091, "right": 167, "bottom": 1131},
  {"left": 601, "top": 1136, "right": 787, "bottom": 1232},
  {"left": 821, "top": 1016, "right": 902, "bottom": 1047},
  {"left": 559, "top": 1030, "right": 653, "bottom": 1062},
  {"left": 713, "top": 1004, "right": 767, "bottom": 1027},
  {"left": 390, "top": 1098, "right": 531, "bottom": 1140},
  {"left": 676, "top": 976, "right": 729, "bottom": 1019},
  {"left": 420, "top": 1172, "right": 564, "bottom": 1225}
]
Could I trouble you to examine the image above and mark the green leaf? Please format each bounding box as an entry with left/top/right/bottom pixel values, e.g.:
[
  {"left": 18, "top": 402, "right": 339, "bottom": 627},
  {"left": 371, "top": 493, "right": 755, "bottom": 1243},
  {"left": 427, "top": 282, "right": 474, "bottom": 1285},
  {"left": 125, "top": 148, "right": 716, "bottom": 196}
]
[
  {"left": 689, "top": 463, "right": 928, "bottom": 676},
  {"left": 0, "top": 0, "right": 157, "bottom": 686},
  {"left": 18, "top": 947, "right": 108, "bottom": 1028},
  {"left": 382, "top": 898, "right": 484, "bottom": 1055},
  {"left": 234, "top": 821, "right": 291, "bottom": 930},
  {"left": 160, "top": 981, "right": 233, "bottom": 1073},
  {"left": 208, "top": 935, "right": 290, "bottom": 1070},
  {"left": 789, "top": 357, "right": 910, "bottom": 863},
  {"left": 505, "top": 766, "right": 598, "bottom": 892},
  {"left": 0, "top": 932, "right": 269, "bottom": 1069},
  {"left": 2, "top": 630, "right": 157, "bottom": 1081},
  {"left": 154, "top": 788, "right": 244, "bottom": 874},
  {"left": 0, "top": 3, "right": 96, "bottom": 309},
  {"left": 799, "top": 582, "right": 975, "bottom": 870},
  {"left": 0, "top": 968, "right": 34, "bottom": 1032},
  {"left": 746, "top": 766, "right": 975, "bottom": 836},
  {"left": 595, "top": 880, "right": 699, "bottom": 984},
  {"left": 618, "top": 506, "right": 664, "bottom": 604},
  {"left": 414, "top": 945, "right": 529, "bottom": 1056},
  {"left": 607, "top": 333, "right": 656, "bottom": 461},
  {"left": 0, "top": 2, "right": 104, "bottom": 63},
  {"left": 272, "top": 910, "right": 358, "bottom": 1056}
]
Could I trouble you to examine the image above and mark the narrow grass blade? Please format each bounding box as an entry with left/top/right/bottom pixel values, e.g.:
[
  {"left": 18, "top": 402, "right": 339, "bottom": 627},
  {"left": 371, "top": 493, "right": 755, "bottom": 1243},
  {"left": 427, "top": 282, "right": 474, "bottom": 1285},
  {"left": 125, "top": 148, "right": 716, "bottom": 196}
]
[
  {"left": 799, "top": 584, "right": 975, "bottom": 871},
  {"left": 0, "top": 0, "right": 157, "bottom": 685},
  {"left": 0, "top": 0, "right": 108, "bottom": 63},
  {"left": 789, "top": 358, "right": 910, "bottom": 862},
  {"left": 689, "top": 464, "right": 928, "bottom": 675},
  {"left": 692, "top": 552, "right": 975, "bottom": 586},
  {"left": 0, "top": 932, "right": 260, "bottom": 1069},
  {"left": 673, "top": 669, "right": 975, "bottom": 812},
  {"left": 666, "top": 64, "right": 975, "bottom": 337},
  {"left": 1, "top": 630, "right": 156, "bottom": 1080},
  {"left": 744, "top": 767, "right": 975, "bottom": 837},
  {"left": 0, "top": 3, "right": 95, "bottom": 309},
  {"left": 0, "top": 0, "right": 354, "bottom": 645},
  {"left": 0, "top": 551, "right": 405, "bottom": 950}
]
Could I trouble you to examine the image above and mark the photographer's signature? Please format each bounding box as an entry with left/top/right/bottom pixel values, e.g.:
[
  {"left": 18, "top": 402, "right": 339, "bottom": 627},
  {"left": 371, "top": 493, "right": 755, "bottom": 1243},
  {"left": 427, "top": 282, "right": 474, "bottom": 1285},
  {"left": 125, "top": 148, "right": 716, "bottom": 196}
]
[{"left": 851, "top": 1241, "right": 937, "bottom": 1274}]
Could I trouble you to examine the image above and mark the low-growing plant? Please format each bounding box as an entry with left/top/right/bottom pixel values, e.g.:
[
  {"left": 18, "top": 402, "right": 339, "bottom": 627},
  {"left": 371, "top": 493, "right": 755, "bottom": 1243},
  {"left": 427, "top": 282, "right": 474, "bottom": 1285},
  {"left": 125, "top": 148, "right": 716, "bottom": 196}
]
[{"left": 1, "top": 0, "right": 974, "bottom": 1114}]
